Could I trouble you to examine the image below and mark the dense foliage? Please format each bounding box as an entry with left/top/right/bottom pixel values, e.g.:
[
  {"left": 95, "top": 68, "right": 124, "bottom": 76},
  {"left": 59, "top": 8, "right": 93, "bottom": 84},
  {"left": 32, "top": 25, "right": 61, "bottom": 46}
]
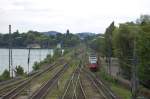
[
  {"left": 89, "top": 15, "right": 150, "bottom": 87},
  {"left": 104, "top": 22, "right": 115, "bottom": 57},
  {"left": 32, "top": 62, "right": 40, "bottom": 71},
  {"left": 136, "top": 16, "right": 150, "bottom": 86},
  {"left": 0, "top": 69, "right": 10, "bottom": 81},
  {"left": 0, "top": 30, "right": 80, "bottom": 48},
  {"left": 15, "top": 65, "right": 25, "bottom": 76},
  {"left": 113, "top": 23, "right": 140, "bottom": 79}
]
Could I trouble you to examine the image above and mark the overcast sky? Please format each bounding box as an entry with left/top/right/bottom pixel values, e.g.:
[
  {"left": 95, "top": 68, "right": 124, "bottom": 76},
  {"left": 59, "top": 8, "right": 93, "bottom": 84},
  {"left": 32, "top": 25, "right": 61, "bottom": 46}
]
[{"left": 0, "top": 0, "right": 150, "bottom": 33}]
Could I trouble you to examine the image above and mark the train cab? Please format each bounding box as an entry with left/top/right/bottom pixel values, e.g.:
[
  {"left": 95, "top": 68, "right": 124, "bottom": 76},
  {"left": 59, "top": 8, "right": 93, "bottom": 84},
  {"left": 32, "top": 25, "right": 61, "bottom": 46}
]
[{"left": 88, "top": 54, "right": 99, "bottom": 71}]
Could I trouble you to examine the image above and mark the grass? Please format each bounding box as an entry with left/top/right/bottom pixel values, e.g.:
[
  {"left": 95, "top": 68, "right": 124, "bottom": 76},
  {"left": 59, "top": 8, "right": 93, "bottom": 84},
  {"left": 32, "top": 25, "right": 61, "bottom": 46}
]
[
  {"left": 111, "top": 83, "right": 131, "bottom": 99},
  {"left": 96, "top": 67, "right": 132, "bottom": 99}
]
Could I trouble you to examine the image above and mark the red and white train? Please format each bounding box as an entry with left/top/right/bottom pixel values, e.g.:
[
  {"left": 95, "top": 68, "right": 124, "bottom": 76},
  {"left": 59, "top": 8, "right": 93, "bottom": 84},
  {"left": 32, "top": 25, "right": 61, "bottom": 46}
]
[{"left": 88, "top": 54, "right": 99, "bottom": 71}]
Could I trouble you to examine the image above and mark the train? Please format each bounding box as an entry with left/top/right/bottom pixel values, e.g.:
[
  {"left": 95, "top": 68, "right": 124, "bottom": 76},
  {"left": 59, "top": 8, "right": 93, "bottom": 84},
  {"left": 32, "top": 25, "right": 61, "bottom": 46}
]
[{"left": 88, "top": 54, "right": 99, "bottom": 71}]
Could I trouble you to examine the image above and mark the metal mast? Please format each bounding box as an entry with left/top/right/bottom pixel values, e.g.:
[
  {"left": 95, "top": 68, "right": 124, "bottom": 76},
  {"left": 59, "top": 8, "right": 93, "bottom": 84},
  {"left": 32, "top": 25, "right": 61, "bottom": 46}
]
[
  {"left": 9, "top": 25, "right": 13, "bottom": 77},
  {"left": 27, "top": 48, "right": 31, "bottom": 98},
  {"left": 131, "top": 40, "right": 138, "bottom": 99}
]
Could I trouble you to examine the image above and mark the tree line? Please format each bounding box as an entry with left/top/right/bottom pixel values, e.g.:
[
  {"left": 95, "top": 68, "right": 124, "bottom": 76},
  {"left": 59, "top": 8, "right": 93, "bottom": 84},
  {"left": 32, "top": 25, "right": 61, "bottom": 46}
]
[
  {"left": 89, "top": 15, "right": 150, "bottom": 88},
  {"left": 0, "top": 29, "right": 80, "bottom": 48}
]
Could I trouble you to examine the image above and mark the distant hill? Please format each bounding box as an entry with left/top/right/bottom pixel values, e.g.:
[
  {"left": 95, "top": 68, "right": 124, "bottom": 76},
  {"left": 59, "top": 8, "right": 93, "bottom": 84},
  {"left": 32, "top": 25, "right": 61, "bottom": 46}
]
[
  {"left": 41, "top": 31, "right": 62, "bottom": 36},
  {"left": 76, "top": 32, "right": 96, "bottom": 39}
]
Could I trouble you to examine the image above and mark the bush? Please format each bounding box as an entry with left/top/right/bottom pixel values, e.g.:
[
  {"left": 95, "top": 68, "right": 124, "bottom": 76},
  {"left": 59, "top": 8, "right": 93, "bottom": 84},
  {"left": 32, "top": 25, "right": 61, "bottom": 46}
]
[
  {"left": 32, "top": 62, "right": 40, "bottom": 71},
  {"left": 98, "top": 68, "right": 117, "bottom": 83},
  {"left": 1, "top": 69, "right": 10, "bottom": 80},
  {"left": 15, "top": 65, "right": 24, "bottom": 76}
]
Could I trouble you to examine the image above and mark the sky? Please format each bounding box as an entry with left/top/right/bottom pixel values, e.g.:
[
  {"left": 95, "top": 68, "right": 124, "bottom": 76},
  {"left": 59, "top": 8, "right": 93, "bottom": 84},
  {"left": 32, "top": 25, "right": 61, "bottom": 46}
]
[{"left": 0, "top": 0, "right": 150, "bottom": 34}]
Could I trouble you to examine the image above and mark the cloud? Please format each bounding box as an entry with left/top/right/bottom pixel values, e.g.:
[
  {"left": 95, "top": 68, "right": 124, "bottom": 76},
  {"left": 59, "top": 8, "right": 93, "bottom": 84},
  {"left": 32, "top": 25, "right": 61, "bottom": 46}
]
[{"left": 0, "top": 0, "right": 150, "bottom": 33}]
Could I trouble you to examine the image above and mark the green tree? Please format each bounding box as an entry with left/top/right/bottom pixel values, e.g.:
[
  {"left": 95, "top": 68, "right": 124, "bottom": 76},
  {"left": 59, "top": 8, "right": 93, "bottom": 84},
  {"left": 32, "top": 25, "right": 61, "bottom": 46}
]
[
  {"left": 137, "top": 17, "right": 150, "bottom": 86},
  {"left": 104, "top": 21, "right": 115, "bottom": 57},
  {"left": 32, "top": 62, "right": 40, "bottom": 71},
  {"left": 1, "top": 69, "right": 10, "bottom": 80},
  {"left": 112, "top": 23, "right": 139, "bottom": 79},
  {"left": 89, "top": 36, "right": 105, "bottom": 56},
  {"left": 15, "top": 65, "right": 24, "bottom": 76},
  {"left": 136, "top": 15, "right": 150, "bottom": 25}
]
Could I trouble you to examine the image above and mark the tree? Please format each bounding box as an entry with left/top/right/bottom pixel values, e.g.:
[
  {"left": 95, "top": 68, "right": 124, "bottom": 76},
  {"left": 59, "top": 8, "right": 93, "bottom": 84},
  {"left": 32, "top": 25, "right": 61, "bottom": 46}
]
[
  {"left": 112, "top": 23, "right": 139, "bottom": 79},
  {"left": 137, "top": 19, "right": 150, "bottom": 87},
  {"left": 32, "top": 62, "right": 40, "bottom": 71},
  {"left": 104, "top": 22, "right": 116, "bottom": 74},
  {"left": 104, "top": 21, "right": 115, "bottom": 57},
  {"left": 0, "top": 30, "right": 80, "bottom": 48},
  {"left": 15, "top": 65, "right": 24, "bottom": 76},
  {"left": 136, "top": 15, "right": 150, "bottom": 25},
  {"left": 66, "top": 29, "right": 70, "bottom": 35},
  {"left": 89, "top": 36, "right": 105, "bottom": 56},
  {"left": 1, "top": 69, "right": 10, "bottom": 80}
]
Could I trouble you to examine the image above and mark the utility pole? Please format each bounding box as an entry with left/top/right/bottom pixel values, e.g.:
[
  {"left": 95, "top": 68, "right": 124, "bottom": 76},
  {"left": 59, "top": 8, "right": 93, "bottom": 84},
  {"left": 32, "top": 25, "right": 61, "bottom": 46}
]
[
  {"left": 131, "top": 40, "right": 138, "bottom": 99},
  {"left": 27, "top": 48, "right": 30, "bottom": 75},
  {"left": 27, "top": 48, "right": 31, "bottom": 99},
  {"left": 108, "top": 34, "right": 112, "bottom": 75},
  {"left": 9, "top": 25, "right": 13, "bottom": 77}
]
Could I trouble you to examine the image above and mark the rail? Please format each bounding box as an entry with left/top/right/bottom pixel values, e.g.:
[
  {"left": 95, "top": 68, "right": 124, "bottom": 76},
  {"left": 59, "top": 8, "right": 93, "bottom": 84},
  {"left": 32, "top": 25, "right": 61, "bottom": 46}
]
[
  {"left": 1, "top": 63, "right": 57, "bottom": 99},
  {"left": 30, "top": 65, "right": 68, "bottom": 99},
  {"left": 83, "top": 69, "right": 118, "bottom": 99}
]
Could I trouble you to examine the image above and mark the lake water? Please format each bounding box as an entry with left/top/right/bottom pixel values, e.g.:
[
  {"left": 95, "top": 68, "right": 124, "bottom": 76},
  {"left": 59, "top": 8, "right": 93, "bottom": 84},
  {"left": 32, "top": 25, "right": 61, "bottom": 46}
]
[{"left": 0, "top": 49, "right": 53, "bottom": 74}]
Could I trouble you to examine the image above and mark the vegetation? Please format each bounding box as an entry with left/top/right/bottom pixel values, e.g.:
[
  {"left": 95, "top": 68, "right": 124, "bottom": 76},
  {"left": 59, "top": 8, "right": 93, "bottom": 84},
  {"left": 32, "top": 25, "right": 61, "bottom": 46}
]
[
  {"left": 90, "top": 15, "right": 150, "bottom": 88},
  {"left": 111, "top": 83, "right": 131, "bottom": 99},
  {"left": 32, "top": 62, "right": 40, "bottom": 71},
  {"left": 0, "top": 30, "right": 80, "bottom": 48},
  {"left": 113, "top": 23, "right": 140, "bottom": 79},
  {"left": 15, "top": 65, "right": 25, "bottom": 76},
  {"left": 96, "top": 67, "right": 131, "bottom": 99},
  {"left": 104, "top": 21, "right": 115, "bottom": 57},
  {"left": 32, "top": 48, "right": 70, "bottom": 71},
  {"left": 136, "top": 15, "right": 150, "bottom": 87},
  {"left": 113, "top": 15, "right": 150, "bottom": 87},
  {"left": 0, "top": 69, "right": 10, "bottom": 81}
]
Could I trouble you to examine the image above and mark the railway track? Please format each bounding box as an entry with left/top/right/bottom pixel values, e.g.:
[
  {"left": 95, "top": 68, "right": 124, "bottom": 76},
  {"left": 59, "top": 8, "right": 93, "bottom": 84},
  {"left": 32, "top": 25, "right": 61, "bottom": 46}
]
[
  {"left": 0, "top": 77, "right": 22, "bottom": 87},
  {"left": 30, "top": 65, "right": 68, "bottom": 99},
  {"left": 78, "top": 77, "right": 87, "bottom": 99},
  {"left": 83, "top": 69, "right": 118, "bottom": 99},
  {"left": 61, "top": 65, "right": 85, "bottom": 99},
  {"left": 72, "top": 69, "right": 81, "bottom": 99},
  {"left": 0, "top": 57, "right": 65, "bottom": 94},
  {"left": 0, "top": 78, "right": 27, "bottom": 96},
  {"left": 0, "top": 62, "right": 62, "bottom": 99}
]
